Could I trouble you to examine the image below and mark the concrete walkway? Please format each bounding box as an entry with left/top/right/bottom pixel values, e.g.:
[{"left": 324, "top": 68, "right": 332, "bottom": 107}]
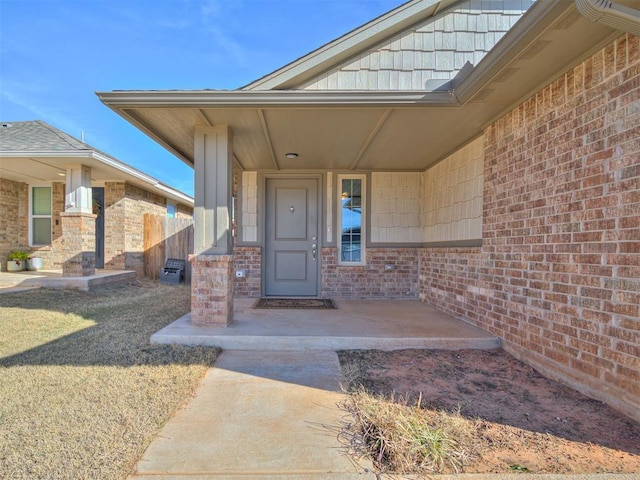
[{"left": 130, "top": 350, "right": 373, "bottom": 479}]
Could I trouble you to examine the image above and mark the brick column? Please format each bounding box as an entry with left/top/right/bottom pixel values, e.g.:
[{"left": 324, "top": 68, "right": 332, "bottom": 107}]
[
  {"left": 60, "top": 212, "right": 96, "bottom": 277},
  {"left": 191, "top": 254, "right": 234, "bottom": 326}
]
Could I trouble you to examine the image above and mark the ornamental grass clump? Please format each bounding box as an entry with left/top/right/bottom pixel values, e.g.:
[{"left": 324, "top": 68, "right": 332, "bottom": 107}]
[{"left": 343, "top": 389, "right": 475, "bottom": 474}]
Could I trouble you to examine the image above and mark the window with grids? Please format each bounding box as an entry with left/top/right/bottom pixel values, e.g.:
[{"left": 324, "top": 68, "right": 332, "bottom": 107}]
[
  {"left": 338, "top": 176, "right": 365, "bottom": 264},
  {"left": 31, "top": 186, "right": 52, "bottom": 246}
]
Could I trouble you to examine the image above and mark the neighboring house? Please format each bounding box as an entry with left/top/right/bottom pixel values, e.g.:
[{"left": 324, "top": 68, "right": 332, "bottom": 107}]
[
  {"left": 0, "top": 120, "right": 193, "bottom": 276},
  {"left": 99, "top": 0, "right": 640, "bottom": 422}
]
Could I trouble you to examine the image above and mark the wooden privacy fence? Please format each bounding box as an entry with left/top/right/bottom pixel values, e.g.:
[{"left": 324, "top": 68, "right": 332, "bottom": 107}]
[{"left": 144, "top": 214, "right": 194, "bottom": 282}]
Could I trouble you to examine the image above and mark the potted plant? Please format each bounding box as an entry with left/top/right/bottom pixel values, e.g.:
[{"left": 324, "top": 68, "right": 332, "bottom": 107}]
[
  {"left": 27, "top": 255, "right": 45, "bottom": 271},
  {"left": 7, "top": 250, "right": 30, "bottom": 272}
]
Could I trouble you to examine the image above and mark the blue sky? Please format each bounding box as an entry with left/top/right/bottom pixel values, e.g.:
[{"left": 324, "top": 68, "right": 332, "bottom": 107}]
[{"left": 0, "top": 0, "right": 399, "bottom": 197}]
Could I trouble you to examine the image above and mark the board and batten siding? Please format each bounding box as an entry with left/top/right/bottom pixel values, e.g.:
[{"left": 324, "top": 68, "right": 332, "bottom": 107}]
[{"left": 300, "top": 0, "right": 534, "bottom": 91}]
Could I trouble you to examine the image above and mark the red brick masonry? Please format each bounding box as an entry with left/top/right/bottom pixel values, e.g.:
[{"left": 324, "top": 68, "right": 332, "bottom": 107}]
[
  {"left": 421, "top": 34, "right": 639, "bottom": 422},
  {"left": 191, "top": 254, "right": 234, "bottom": 326},
  {"left": 60, "top": 212, "right": 96, "bottom": 277}
]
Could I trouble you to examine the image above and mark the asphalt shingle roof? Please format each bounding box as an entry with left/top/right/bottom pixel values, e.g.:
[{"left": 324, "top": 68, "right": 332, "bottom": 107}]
[{"left": 0, "top": 120, "right": 91, "bottom": 152}]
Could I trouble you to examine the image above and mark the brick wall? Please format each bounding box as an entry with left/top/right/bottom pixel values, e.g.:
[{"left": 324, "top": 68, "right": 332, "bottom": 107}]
[
  {"left": 191, "top": 254, "right": 234, "bottom": 326},
  {"left": 104, "top": 182, "right": 168, "bottom": 276},
  {"left": 123, "top": 183, "right": 166, "bottom": 276},
  {"left": 1, "top": 179, "right": 193, "bottom": 275},
  {"left": 0, "top": 178, "right": 22, "bottom": 269},
  {"left": 419, "top": 34, "right": 640, "bottom": 421},
  {"left": 233, "top": 246, "right": 262, "bottom": 297},
  {"left": 322, "top": 247, "right": 419, "bottom": 298},
  {"left": 60, "top": 212, "right": 95, "bottom": 276},
  {"left": 17, "top": 182, "right": 28, "bottom": 247},
  {"left": 104, "top": 182, "right": 126, "bottom": 270},
  {"left": 0, "top": 179, "right": 65, "bottom": 270},
  {"left": 231, "top": 246, "right": 420, "bottom": 299},
  {"left": 419, "top": 248, "right": 485, "bottom": 320}
]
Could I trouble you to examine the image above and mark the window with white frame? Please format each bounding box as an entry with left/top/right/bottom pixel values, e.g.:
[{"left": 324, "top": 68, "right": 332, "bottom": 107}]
[
  {"left": 30, "top": 186, "right": 52, "bottom": 246},
  {"left": 338, "top": 175, "right": 365, "bottom": 264},
  {"left": 167, "top": 202, "right": 177, "bottom": 218}
]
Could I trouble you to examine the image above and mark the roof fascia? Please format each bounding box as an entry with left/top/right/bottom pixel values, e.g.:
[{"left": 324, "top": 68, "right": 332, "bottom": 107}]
[
  {"left": 97, "top": 89, "right": 458, "bottom": 108},
  {"left": 242, "top": 0, "right": 457, "bottom": 91},
  {"left": 0, "top": 150, "right": 93, "bottom": 158},
  {"left": 89, "top": 150, "right": 194, "bottom": 205}
]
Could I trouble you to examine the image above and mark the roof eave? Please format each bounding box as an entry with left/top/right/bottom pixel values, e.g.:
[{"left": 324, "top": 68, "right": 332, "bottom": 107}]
[
  {"left": 97, "top": 89, "right": 458, "bottom": 108},
  {"left": 0, "top": 149, "right": 194, "bottom": 207}
]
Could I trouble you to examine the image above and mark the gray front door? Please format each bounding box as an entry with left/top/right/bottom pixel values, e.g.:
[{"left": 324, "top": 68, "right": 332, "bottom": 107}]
[{"left": 264, "top": 177, "right": 319, "bottom": 297}]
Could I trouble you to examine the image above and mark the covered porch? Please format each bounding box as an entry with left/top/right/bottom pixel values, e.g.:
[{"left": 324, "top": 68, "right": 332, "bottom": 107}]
[
  {"left": 96, "top": 0, "right": 629, "bottom": 329},
  {"left": 151, "top": 298, "right": 500, "bottom": 351}
]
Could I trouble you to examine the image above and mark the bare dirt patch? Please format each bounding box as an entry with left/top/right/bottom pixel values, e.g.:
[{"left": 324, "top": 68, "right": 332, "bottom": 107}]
[{"left": 338, "top": 349, "right": 640, "bottom": 475}]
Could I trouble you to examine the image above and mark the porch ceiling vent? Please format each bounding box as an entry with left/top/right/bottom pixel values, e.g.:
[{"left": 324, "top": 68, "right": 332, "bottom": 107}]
[{"left": 575, "top": 0, "right": 640, "bottom": 36}]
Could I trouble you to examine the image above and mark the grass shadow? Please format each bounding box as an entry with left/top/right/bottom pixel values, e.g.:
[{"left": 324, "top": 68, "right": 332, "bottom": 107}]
[{"left": 0, "top": 282, "right": 217, "bottom": 368}]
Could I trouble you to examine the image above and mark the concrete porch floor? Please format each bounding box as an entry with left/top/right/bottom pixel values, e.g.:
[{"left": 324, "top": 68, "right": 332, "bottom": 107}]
[
  {"left": 152, "top": 298, "right": 500, "bottom": 351},
  {"left": 0, "top": 269, "right": 137, "bottom": 293}
]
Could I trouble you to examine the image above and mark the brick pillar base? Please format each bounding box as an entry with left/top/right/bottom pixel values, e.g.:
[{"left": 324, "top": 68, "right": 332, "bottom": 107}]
[
  {"left": 190, "top": 254, "right": 234, "bottom": 326},
  {"left": 60, "top": 212, "right": 96, "bottom": 277}
]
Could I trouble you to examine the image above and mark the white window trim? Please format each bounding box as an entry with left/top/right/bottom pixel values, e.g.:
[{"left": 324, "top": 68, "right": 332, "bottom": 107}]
[
  {"left": 29, "top": 185, "right": 52, "bottom": 247},
  {"left": 337, "top": 174, "right": 366, "bottom": 266}
]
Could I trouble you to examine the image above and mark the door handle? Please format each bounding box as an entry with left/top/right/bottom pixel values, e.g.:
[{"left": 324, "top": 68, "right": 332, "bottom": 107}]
[{"left": 311, "top": 243, "right": 317, "bottom": 261}]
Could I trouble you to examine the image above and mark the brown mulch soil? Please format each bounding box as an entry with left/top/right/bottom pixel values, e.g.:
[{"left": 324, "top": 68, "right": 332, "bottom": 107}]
[{"left": 338, "top": 349, "right": 640, "bottom": 474}]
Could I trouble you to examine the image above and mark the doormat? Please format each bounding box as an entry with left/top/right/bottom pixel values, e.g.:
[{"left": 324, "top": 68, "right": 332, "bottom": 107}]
[{"left": 254, "top": 298, "right": 337, "bottom": 309}]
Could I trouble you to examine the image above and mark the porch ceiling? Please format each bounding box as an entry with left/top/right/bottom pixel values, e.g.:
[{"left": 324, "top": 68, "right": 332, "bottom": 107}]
[{"left": 97, "top": 1, "right": 626, "bottom": 172}]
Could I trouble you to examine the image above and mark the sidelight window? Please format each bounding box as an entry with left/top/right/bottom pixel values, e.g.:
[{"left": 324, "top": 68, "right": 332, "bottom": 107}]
[{"left": 338, "top": 175, "right": 365, "bottom": 264}]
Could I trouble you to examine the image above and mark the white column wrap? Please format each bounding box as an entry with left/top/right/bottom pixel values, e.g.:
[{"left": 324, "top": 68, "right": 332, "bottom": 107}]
[{"left": 64, "top": 164, "right": 92, "bottom": 214}]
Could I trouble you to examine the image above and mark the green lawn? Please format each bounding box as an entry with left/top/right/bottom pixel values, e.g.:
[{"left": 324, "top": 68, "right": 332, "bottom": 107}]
[{"left": 0, "top": 281, "right": 219, "bottom": 480}]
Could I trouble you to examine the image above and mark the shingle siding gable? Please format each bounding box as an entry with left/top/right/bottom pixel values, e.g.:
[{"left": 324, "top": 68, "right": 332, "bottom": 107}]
[{"left": 300, "top": 0, "right": 534, "bottom": 91}]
